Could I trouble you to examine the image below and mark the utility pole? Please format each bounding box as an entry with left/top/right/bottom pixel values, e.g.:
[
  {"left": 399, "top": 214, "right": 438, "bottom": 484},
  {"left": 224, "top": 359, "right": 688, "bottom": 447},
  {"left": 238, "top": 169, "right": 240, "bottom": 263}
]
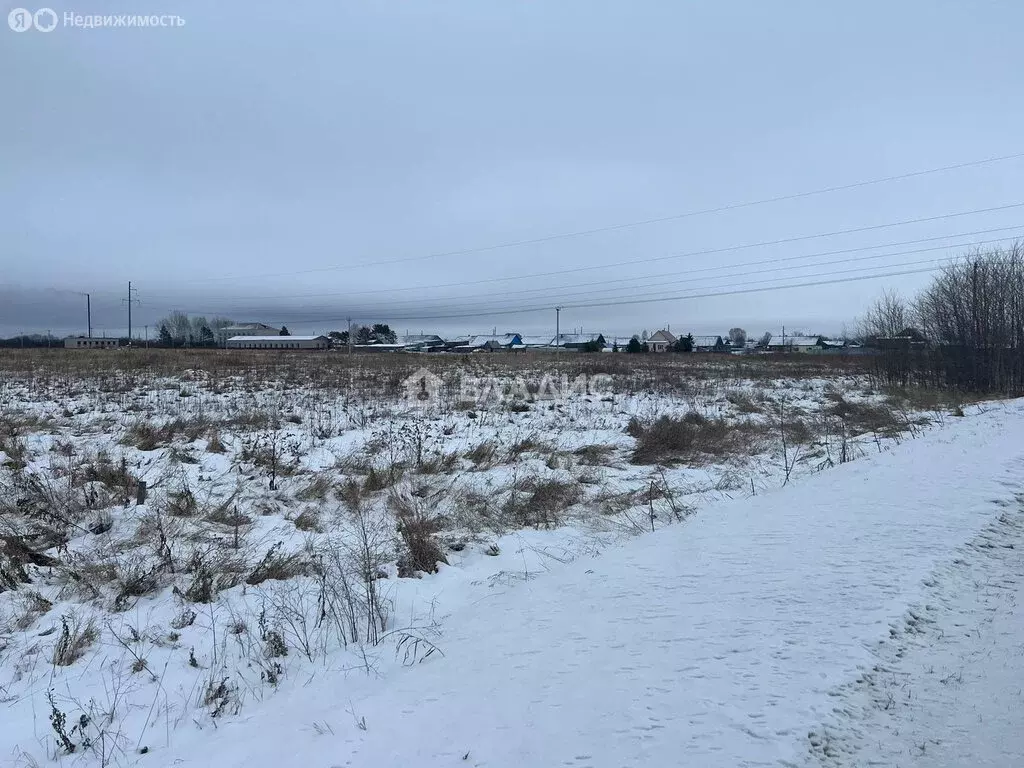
[
  {"left": 122, "top": 282, "right": 140, "bottom": 344},
  {"left": 555, "top": 306, "right": 562, "bottom": 356},
  {"left": 78, "top": 292, "right": 92, "bottom": 338}
]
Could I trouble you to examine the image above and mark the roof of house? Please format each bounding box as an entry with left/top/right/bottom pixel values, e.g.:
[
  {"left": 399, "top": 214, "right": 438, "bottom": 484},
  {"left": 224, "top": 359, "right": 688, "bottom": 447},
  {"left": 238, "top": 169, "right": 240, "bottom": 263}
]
[
  {"left": 647, "top": 330, "right": 677, "bottom": 343},
  {"left": 555, "top": 333, "right": 605, "bottom": 345},
  {"left": 223, "top": 323, "right": 277, "bottom": 330},
  {"left": 520, "top": 335, "right": 556, "bottom": 347},
  {"left": 692, "top": 335, "right": 724, "bottom": 347},
  {"left": 767, "top": 335, "right": 821, "bottom": 347},
  {"left": 466, "top": 334, "right": 521, "bottom": 347},
  {"left": 227, "top": 335, "right": 326, "bottom": 342},
  {"left": 402, "top": 334, "right": 445, "bottom": 344}
]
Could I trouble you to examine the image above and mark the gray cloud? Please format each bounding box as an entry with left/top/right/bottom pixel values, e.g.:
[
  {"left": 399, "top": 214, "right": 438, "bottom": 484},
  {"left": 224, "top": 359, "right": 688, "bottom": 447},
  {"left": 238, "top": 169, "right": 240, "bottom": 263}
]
[{"left": 3, "top": 0, "right": 1024, "bottom": 340}]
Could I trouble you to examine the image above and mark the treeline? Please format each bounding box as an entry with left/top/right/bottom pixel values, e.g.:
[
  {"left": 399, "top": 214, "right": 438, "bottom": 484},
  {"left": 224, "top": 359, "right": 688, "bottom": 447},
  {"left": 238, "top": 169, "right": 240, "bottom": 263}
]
[
  {"left": 326, "top": 324, "right": 397, "bottom": 345},
  {"left": 155, "top": 311, "right": 236, "bottom": 347},
  {"left": 0, "top": 334, "right": 63, "bottom": 348},
  {"left": 864, "top": 243, "right": 1024, "bottom": 394}
]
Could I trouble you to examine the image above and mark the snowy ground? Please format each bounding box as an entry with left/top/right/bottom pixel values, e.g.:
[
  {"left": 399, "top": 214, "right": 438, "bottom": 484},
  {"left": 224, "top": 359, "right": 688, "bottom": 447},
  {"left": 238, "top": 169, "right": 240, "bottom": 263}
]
[
  {"left": 146, "top": 396, "right": 1024, "bottom": 768},
  {"left": 0, "top": 352, "right": 1014, "bottom": 766}
]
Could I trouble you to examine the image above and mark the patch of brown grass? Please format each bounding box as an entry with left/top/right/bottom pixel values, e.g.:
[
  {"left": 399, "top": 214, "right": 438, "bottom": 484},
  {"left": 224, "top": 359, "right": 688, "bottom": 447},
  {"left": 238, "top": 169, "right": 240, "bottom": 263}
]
[{"left": 630, "top": 412, "right": 767, "bottom": 465}]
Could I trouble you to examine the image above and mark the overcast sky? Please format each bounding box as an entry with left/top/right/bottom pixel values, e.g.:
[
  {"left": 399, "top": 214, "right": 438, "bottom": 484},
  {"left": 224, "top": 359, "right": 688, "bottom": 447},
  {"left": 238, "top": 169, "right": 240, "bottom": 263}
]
[{"left": 3, "top": 0, "right": 1024, "bottom": 339}]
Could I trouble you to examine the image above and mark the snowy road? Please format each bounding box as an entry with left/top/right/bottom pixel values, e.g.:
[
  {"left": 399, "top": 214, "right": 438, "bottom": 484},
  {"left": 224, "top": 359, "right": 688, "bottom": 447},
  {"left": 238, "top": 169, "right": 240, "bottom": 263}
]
[{"left": 166, "top": 402, "right": 1024, "bottom": 768}]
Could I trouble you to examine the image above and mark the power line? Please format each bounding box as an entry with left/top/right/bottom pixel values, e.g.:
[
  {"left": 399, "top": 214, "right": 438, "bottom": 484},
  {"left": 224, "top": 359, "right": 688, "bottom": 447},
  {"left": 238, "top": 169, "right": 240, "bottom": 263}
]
[
  {"left": 196, "top": 228, "right": 1024, "bottom": 316},
  {"left": 167, "top": 149, "right": 1024, "bottom": 284},
  {"left": 264, "top": 265, "right": 947, "bottom": 325},
  {"left": 153, "top": 203, "right": 1024, "bottom": 311},
  {"left": 231, "top": 250, "right": 972, "bottom": 323}
]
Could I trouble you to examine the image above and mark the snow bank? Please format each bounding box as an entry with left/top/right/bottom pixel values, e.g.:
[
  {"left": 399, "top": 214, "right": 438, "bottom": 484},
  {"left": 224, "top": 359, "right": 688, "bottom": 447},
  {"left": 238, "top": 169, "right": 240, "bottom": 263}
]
[{"left": 156, "top": 399, "right": 1024, "bottom": 768}]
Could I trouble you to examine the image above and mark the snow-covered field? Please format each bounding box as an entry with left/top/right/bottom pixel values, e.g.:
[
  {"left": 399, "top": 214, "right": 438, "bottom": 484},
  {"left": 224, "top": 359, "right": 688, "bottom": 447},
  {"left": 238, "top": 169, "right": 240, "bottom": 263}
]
[{"left": 0, "top": 350, "right": 1011, "bottom": 767}]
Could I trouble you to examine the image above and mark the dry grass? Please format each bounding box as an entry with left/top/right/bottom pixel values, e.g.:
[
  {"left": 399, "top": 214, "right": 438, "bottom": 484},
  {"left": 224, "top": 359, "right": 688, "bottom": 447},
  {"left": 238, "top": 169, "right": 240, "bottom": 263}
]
[
  {"left": 464, "top": 441, "right": 498, "bottom": 468},
  {"left": 630, "top": 413, "right": 768, "bottom": 465},
  {"left": 825, "top": 394, "right": 905, "bottom": 436},
  {"left": 573, "top": 443, "right": 617, "bottom": 466},
  {"left": 246, "top": 543, "right": 306, "bottom": 586},
  {"left": 503, "top": 477, "right": 582, "bottom": 528},
  {"left": 121, "top": 417, "right": 211, "bottom": 451},
  {"left": 51, "top": 612, "right": 99, "bottom": 666}
]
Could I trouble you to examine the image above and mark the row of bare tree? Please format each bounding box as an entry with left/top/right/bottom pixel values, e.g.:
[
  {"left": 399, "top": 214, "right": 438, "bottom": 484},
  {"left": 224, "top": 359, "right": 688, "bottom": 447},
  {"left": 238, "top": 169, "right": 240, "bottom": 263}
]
[{"left": 862, "top": 243, "right": 1024, "bottom": 394}]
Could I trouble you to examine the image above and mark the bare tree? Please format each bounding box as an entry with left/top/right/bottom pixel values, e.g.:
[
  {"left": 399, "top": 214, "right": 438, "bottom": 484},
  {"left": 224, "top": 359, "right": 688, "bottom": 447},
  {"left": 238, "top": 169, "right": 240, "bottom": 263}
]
[{"left": 858, "top": 289, "right": 910, "bottom": 341}]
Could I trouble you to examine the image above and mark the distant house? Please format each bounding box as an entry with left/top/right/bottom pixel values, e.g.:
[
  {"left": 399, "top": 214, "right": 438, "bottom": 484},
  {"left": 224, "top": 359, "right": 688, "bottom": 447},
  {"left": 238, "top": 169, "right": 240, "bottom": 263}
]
[
  {"left": 646, "top": 329, "right": 677, "bottom": 353},
  {"left": 218, "top": 323, "right": 278, "bottom": 347},
  {"left": 520, "top": 335, "right": 557, "bottom": 349},
  {"left": 692, "top": 335, "right": 726, "bottom": 353},
  {"left": 452, "top": 333, "right": 523, "bottom": 353},
  {"left": 351, "top": 343, "right": 407, "bottom": 353},
  {"left": 869, "top": 327, "right": 929, "bottom": 352},
  {"left": 606, "top": 336, "right": 634, "bottom": 352},
  {"left": 443, "top": 336, "right": 473, "bottom": 351},
  {"left": 554, "top": 333, "right": 606, "bottom": 351},
  {"left": 64, "top": 336, "right": 120, "bottom": 349},
  {"left": 226, "top": 335, "right": 328, "bottom": 350},
  {"left": 401, "top": 334, "right": 446, "bottom": 352},
  {"left": 766, "top": 335, "right": 823, "bottom": 353}
]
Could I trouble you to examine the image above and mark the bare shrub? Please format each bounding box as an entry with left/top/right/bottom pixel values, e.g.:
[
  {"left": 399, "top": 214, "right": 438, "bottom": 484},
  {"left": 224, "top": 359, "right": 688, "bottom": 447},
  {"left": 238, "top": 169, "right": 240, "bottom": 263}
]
[
  {"left": 1, "top": 532, "right": 60, "bottom": 593},
  {"left": 246, "top": 543, "right": 305, "bottom": 586},
  {"left": 51, "top": 612, "right": 99, "bottom": 666},
  {"left": 112, "top": 556, "right": 162, "bottom": 611},
  {"left": 393, "top": 496, "right": 448, "bottom": 577},
  {"left": 201, "top": 675, "right": 241, "bottom": 719}
]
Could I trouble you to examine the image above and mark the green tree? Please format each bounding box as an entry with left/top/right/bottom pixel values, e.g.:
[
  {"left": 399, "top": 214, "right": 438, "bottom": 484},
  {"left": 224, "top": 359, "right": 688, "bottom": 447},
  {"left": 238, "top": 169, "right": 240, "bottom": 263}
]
[
  {"left": 158, "top": 325, "right": 173, "bottom": 347},
  {"left": 328, "top": 330, "right": 349, "bottom": 346},
  {"left": 371, "top": 323, "right": 397, "bottom": 343},
  {"left": 279, "top": 326, "right": 290, "bottom": 336},
  {"left": 626, "top": 336, "right": 644, "bottom": 353},
  {"left": 674, "top": 334, "right": 694, "bottom": 352},
  {"left": 580, "top": 339, "right": 603, "bottom": 353},
  {"left": 355, "top": 325, "right": 373, "bottom": 344},
  {"left": 199, "top": 326, "right": 215, "bottom": 347}
]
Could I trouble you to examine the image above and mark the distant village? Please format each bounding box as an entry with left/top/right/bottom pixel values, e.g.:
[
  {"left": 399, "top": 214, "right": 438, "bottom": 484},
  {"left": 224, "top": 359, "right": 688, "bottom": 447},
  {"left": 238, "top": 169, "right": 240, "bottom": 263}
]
[
  {"left": 3, "top": 317, "right": 930, "bottom": 354},
  {"left": 82, "top": 320, "right": 889, "bottom": 354}
]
